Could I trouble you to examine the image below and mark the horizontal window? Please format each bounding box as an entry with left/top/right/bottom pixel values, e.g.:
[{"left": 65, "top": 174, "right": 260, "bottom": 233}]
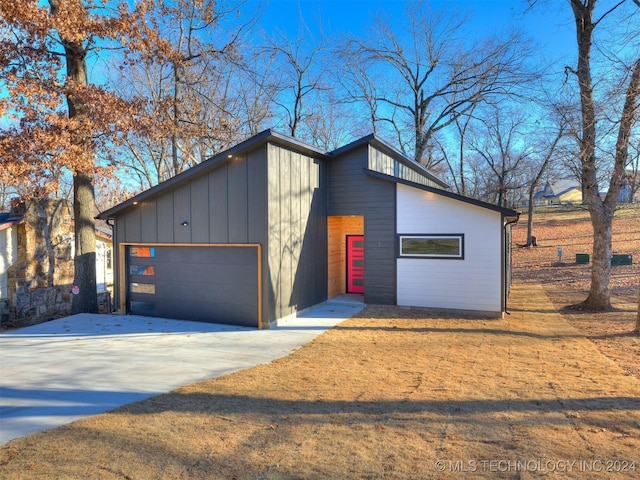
[
  {"left": 129, "top": 265, "right": 155, "bottom": 276},
  {"left": 130, "top": 247, "right": 155, "bottom": 258},
  {"left": 130, "top": 282, "right": 156, "bottom": 294},
  {"left": 399, "top": 235, "right": 464, "bottom": 259}
]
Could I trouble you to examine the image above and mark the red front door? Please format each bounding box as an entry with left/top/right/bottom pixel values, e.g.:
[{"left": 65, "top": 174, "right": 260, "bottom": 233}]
[{"left": 347, "top": 235, "right": 364, "bottom": 294}]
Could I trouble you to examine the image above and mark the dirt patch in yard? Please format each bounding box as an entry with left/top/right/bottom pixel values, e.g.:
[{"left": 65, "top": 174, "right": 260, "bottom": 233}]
[{"left": 1, "top": 206, "right": 639, "bottom": 479}]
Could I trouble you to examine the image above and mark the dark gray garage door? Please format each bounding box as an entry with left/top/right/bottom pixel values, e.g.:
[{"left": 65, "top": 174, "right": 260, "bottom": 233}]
[{"left": 127, "top": 245, "right": 259, "bottom": 327}]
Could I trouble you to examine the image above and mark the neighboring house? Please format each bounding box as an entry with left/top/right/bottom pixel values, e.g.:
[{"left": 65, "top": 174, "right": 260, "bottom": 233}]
[
  {"left": 618, "top": 171, "right": 640, "bottom": 203},
  {"left": 99, "top": 130, "right": 519, "bottom": 328},
  {"left": 534, "top": 179, "right": 582, "bottom": 205},
  {"left": 71, "top": 224, "right": 113, "bottom": 294},
  {"left": 0, "top": 199, "right": 114, "bottom": 326},
  {"left": 0, "top": 212, "right": 22, "bottom": 300}
]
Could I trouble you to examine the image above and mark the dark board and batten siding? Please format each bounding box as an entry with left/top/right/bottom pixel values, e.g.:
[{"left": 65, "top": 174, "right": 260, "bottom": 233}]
[
  {"left": 328, "top": 144, "right": 396, "bottom": 305},
  {"left": 113, "top": 147, "right": 269, "bottom": 324},
  {"left": 114, "top": 142, "right": 327, "bottom": 326},
  {"left": 266, "top": 143, "right": 327, "bottom": 324},
  {"left": 115, "top": 147, "right": 268, "bottom": 245}
]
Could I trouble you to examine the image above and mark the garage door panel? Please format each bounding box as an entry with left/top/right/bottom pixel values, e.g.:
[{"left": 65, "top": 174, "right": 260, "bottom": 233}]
[
  {"left": 127, "top": 245, "right": 259, "bottom": 327},
  {"left": 155, "top": 264, "right": 258, "bottom": 286},
  {"left": 159, "top": 247, "right": 256, "bottom": 265},
  {"left": 156, "top": 280, "right": 258, "bottom": 303},
  {"left": 154, "top": 299, "right": 257, "bottom": 326}
]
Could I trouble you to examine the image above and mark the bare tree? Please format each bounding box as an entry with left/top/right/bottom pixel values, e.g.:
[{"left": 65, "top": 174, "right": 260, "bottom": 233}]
[
  {"left": 432, "top": 105, "right": 481, "bottom": 196},
  {"left": 338, "top": 60, "right": 383, "bottom": 136},
  {"left": 524, "top": 110, "right": 569, "bottom": 246},
  {"left": 469, "top": 105, "right": 534, "bottom": 208},
  {"left": 567, "top": 0, "right": 640, "bottom": 310},
  {"left": 305, "top": 93, "right": 359, "bottom": 151},
  {"left": 234, "top": 51, "right": 279, "bottom": 136},
  {"left": 264, "top": 31, "right": 327, "bottom": 140},
  {"left": 109, "top": 0, "right": 252, "bottom": 188},
  {"left": 341, "top": 1, "right": 533, "bottom": 167}
]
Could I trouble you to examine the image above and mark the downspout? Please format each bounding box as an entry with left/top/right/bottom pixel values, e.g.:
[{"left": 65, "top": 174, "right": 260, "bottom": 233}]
[
  {"left": 100, "top": 216, "right": 115, "bottom": 313},
  {"left": 503, "top": 212, "right": 521, "bottom": 315}
]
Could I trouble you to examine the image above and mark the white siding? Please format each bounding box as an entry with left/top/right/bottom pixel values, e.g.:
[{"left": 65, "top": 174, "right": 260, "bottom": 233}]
[
  {"left": 396, "top": 184, "right": 502, "bottom": 313},
  {"left": 0, "top": 226, "right": 18, "bottom": 299},
  {"left": 96, "top": 238, "right": 113, "bottom": 293},
  {"left": 71, "top": 234, "right": 114, "bottom": 293}
]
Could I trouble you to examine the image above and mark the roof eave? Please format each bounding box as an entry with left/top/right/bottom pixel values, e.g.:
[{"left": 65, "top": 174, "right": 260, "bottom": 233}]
[
  {"left": 366, "top": 169, "right": 519, "bottom": 216},
  {"left": 329, "top": 134, "right": 449, "bottom": 189},
  {"left": 0, "top": 217, "right": 24, "bottom": 231},
  {"left": 98, "top": 129, "right": 328, "bottom": 220}
]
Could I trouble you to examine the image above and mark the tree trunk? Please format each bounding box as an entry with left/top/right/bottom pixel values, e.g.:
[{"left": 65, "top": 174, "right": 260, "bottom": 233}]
[
  {"left": 72, "top": 171, "right": 98, "bottom": 314},
  {"left": 583, "top": 206, "right": 613, "bottom": 309},
  {"left": 51, "top": 0, "right": 99, "bottom": 313},
  {"left": 172, "top": 64, "right": 180, "bottom": 176},
  {"left": 526, "top": 187, "right": 536, "bottom": 246},
  {"left": 570, "top": 0, "right": 612, "bottom": 310}
]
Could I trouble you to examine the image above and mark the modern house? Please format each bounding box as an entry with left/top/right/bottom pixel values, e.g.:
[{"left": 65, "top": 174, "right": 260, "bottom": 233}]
[{"left": 98, "top": 130, "right": 519, "bottom": 328}]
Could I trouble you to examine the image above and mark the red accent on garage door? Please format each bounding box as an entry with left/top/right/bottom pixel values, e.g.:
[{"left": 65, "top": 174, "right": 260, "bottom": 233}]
[{"left": 347, "top": 235, "right": 364, "bottom": 294}]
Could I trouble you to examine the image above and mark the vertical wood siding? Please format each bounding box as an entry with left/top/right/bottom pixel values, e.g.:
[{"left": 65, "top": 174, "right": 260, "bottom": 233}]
[
  {"left": 190, "top": 174, "right": 209, "bottom": 243},
  {"left": 156, "top": 193, "right": 174, "bottom": 243},
  {"left": 396, "top": 184, "right": 502, "bottom": 314},
  {"left": 266, "top": 143, "right": 327, "bottom": 323},
  {"left": 368, "top": 145, "right": 443, "bottom": 188},
  {"left": 173, "top": 186, "right": 191, "bottom": 243},
  {"left": 115, "top": 148, "right": 267, "bottom": 246},
  {"left": 113, "top": 142, "right": 327, "bottom": 324},
  {"left": 113, "top": 147, "right": 269, "bottom": 318},
  {"left": 328, "top": 145, "right": 396, "bottom": 304},
  {"left": 210, "top": 167, "right": 228, "bottom": 242},
  {"left": 227, "top": 156, "right": 249, "bottom": 243}
]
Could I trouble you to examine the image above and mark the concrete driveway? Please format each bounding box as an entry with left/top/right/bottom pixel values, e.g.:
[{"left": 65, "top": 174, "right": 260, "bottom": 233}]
[{"left": 0, "top": 297, "right": 364, "bottom": 444}]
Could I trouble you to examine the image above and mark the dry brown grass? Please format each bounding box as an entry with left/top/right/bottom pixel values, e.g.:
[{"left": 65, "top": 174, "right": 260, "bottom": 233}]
[
  {"left": 512, "top": 205, "right": 640, "bottom": 379},
  {"left": 1, "top": 206, "right": 639, "bottom": 479}
]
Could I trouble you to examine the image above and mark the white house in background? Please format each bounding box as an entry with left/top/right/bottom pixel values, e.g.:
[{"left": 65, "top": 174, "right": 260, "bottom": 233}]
[
  {"left": 0, "top": 209, "right": 114, "bottom": 300},
  {"left": 71, "top": 225, "right": 114, "bottom": 294},
  {"left": 0, "top": 212, "right": 21, "bottom": 300}
]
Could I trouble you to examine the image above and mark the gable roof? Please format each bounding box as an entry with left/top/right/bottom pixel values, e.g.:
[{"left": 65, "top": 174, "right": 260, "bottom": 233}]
[
  {"left": 0, "top": 212, "right": 24, "bottom": 231},
  {"left": 98, "top": 129, "right": 328, "bottom": 220},
  {"left": 534, "top": 179, "right": 580, "bottom": 199},
  {"left": 97, "top": 129, "right": 454, "bottom": 220}
]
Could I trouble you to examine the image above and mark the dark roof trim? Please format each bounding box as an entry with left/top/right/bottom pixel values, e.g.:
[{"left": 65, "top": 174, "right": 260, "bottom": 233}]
[
  {"left": 365, "top": 169, "right": 519, "bottom": 217},
  {"left": 329, "top": 134, "right": 449, "bottom": 189},
  {"left": 98, "top": 129, "right": 328, "bottom": 219},
  {"left": 327, "top": 133, "right": 376, "bottom": 156},
  {"left": 0, "top": 214, "right": 23, "bottom": 231}
]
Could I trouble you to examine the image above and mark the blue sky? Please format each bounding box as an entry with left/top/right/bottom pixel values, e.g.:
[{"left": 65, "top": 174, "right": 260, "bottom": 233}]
[{"left": 244, "top": 0, "right": 578, "bottom": 65}]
